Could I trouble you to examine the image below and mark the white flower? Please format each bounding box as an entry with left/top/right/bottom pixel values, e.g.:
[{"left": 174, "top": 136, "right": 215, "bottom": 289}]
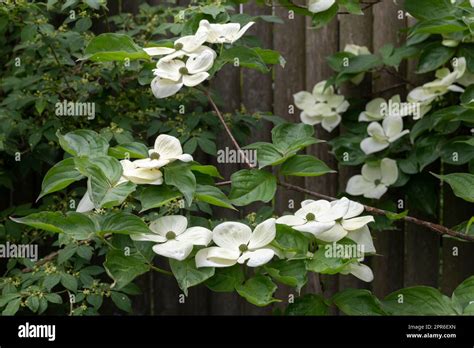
[
  {"left": 131, "top": 215, "right": 212, "bottom": 261},
  {"left": 277, "top": 197, "right": 376, "bottom": 253},
  {"left": 308, "top": 0, "right": 335, "bottom": 13},
  {"left": 143, "top": 26, "right": 208, "bottom": 62},
  {"left": 360, "top": 116, "right": 409, "bottom": 155},
  {"left": 150, "top": 47, "right": 216, "bottom": 99},
  {"left": 341, "top": 262, "right": 374, "bottom": 282},
  {"left": 294, "top": 81, "right": 349, "bottom": 132},
  {"left": 407, "top": 57, "right": 466, "bottom": 119},
  {"left": 195, "top": 219, "right": 276, "bottom": 268},
  {"left": 344, "top": 44, "right": 371, "bottom": 85},
  {"left": 346, "top": 158, "right": 398, "bottom": 199},
  {"left": 471, "top": 0, "right": 474, "bottom": 7},
  {"left": 198, "top": 20, "right": 254, "bottom": 44},
  {"left": 276, "top": 200, "right": 336, "bottom": 239},
  {"left": 134, "top": 134, "right": 193, "bottom": 169},
  {"left": 359, "top": 95, "right": 411, "bottom": 122},
  {"left": 120, "top": 159, "right": 163, "bottom": 185}
]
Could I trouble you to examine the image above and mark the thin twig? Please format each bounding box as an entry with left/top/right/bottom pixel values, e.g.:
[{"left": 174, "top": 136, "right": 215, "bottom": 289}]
[
  {"left": 39, "top": 31, "right": 72, "bottom": 90},
  {"left": 279, "top": 181, "right": 474, "bottom": 243},
  {"left": 204, "top": 90, "right": 255, "bottom": 169}
]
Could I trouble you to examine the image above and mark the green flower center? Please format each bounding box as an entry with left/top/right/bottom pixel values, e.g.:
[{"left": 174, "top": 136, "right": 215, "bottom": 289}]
[
  {"left": 239, "top": 244, "right": 248, "bottom": 252},
  {"left": 174, "top": 42, "right": 183, "bottom": 50},
  {"left": 166, "top": 231, "right": 176, "bottom": 240},
  {"left": 150, "top": 152, "right": 160, "bottom": 160},
  {"left": 374, "top": 179, "right": 382, "bottom": 185},
  {"left": 179, "top": 67, "right": 189, "bottom": 75},
  {"left": 306, "top": 213, "right": 316, "bottom": 221}
]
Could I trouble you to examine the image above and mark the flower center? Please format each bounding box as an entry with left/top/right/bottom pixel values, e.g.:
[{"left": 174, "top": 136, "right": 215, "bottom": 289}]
[
  {"left": 306, "top": 213, "right": 316, "bottom": 221},
  {"left": 166, "top": 231, "right": 176, "bottom": 240},
  {"left": 179, "top": 67, "right": 189, "bottom": 75},
  {"left": 150, "top": 152, "right": 160, "bottom": 160},
  {"left": 374, "top": 179, "right": 382, "bottom": 185},
  {"left": 238, "top": 244, "right": 248, "bottom": 252},
  {"left": 174, "top": 42, "right": 183, "bottom": 50}
]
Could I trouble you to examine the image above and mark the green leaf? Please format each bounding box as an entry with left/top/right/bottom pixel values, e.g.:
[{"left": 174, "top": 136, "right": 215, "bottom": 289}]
[
  {"left": 405, "top": 0, "right": 453, "bottom": 20},
  {"left": 285, "top": 294, "right": 329, "bottom": 315},
  {"left": 10, "top": 212, "right": 67, "bottom": 234},
  {"left": 383, "top": 286, "right": 457, "bottom": 315},
  {"left": 26, "top": 296, "right": 40, "bottom": 312},
  {"left": 57, "top": 130, "right": 109, "bottom": 158},
  {"left": 311, "top": 3, "right": 338, "bottom": 29},
  {"left": 44, "top": 293, "right": 62, "bottom": 304},
  {"left": 195, "top": 185, "right": 235, "bottom": 210},
  {"left": 452, "top": 276, "right": 474, "bottom": 313},
  {"left": 108, "top": 142, "right": 149, "bottom": 159},
  {"left": 244, "top": 142, "right": 286, "bottom": 169},
  {"left": 139, "top": 186, "right": 182, "bottom": 212},
  {"left": 433, "top": 172, "right": 474, "bottom": 203},
  {"left": 205, "top": 265, "right": 245, "bottom": 292},
  {"left": 169, "top": 258, "right": 215, "bottom": 296},
  {"left": 461, "top": 85, "right": 474, "bottom": 109},
  {"left": 58, "top": 245, "right": 78, "bottom": 264},
  {"left": 110, "top": 291, "right": 132, "bottom": 313},
  {"left": 412, "top": 19, "right": 466, "bottom": 35},
  {"left": 164, "top": 162, "right": 196, "bottom": 206},
  {"left": 332, "top": 289, "right": 386, "bottom": 315},
  {"left": 272, "top": 224, "right": 309, "bottom": 258},
  {"left": 235, "top": 275, "right": 281, "bottom": 307},
  {"left": 416, "top": 45, "right": 455, "bottom": 74},
  {"left": 104, "top": 249, "right": 150, "bottom": 290},
  {"left": 264, "top": 260, "right": 307, "bottom": 291},
  {"left": 0, "top": 293, "right": 21, "bottom": 308},
  {"left": 214, "top": 46, "right": 270, "bottom": 73},
  {"left": 60, "top": 273, "right": 78, "bottom": 292},
  {"left": 190, "top": 164, "right": 222, "bottom": 178},
  {"left": 83, "top": 33, "right": 150, "bottom": 62},
  {"left": 99, "top": 212, "right": 150, "bottom": 235},
  {"left": 38, "top": 158, "right": 84, "bottom": 199},
  {"left": 43, "top": 274, "right": 61, "bottom": 290},
  {"left": 229, "top": 169, "right": 277, "bottom": 206},
  {"left": 280, "top": 155, "right": 335, "bottom": 177},
  {"left": 2, "top": 298, "right": 21, "bottom": 315},
  {"left": 338, "top": 54, "right": 382, "bottom": 74},
  {"left": 271, "top": 123, "right": 314, "bottom": 152},
  {"left": 306, "top": 245, "right": 354, "bottom": 275}
]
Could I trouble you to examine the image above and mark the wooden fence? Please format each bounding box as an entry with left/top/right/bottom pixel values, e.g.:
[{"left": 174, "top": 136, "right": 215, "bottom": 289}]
[{"left": 7, "top": 0, "right": 474, "bottom": 315}]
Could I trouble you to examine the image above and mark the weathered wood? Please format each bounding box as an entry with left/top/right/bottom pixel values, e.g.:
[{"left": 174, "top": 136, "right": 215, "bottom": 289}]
[
  {"left": 272, "top": 1, "right": 306, "bottom": 311},
  {"left": 337, "top": 3, "right": 373, "bottom": 292},
  {"left": 304, "top": 17, "right": 339, "bottom": 304}
]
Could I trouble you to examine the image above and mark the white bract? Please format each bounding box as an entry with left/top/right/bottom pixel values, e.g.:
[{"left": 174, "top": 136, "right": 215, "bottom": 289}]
[
  {"left": 131, "top": 215, "right": 212, "bottom": 261},
  {"left": 143, "top": 26, "right": 208, "bottom": 62},
  {"left": 134, "top": 134, "right": 193, "bottom": 169},
  {"left": 407, "top": 57, "right": 466, "bottom": 119},
  {"left": 344, "top": 44, "right": 371, "bottom": 85},
  {"left": 360, "top": 116, "right": 409, "bottom": 155},
  {"left": 359, "top": 95, "right": 411, "bottom": 121},
  {"left": 346, "top": 158, "right": 398, "bottom": 199},
  {"left": 294, "top": 81, "right": 349, "bottom": 132},
  {"left": 120, "top": 159, "right": 164, "bottom": 185},
  {"left": 341, "top": 262, "right": 374, "bottom": 282},
  {"left": 198, "top": 20, "right": 254, "bottom": 44},
  {"left": 195, "top": 219, "right": 276, "bottom": 268},
  {"left": 151, "top": 47, "right": 216, "bottom": 99},
  {"left": 308, "top": 0, "right": 335, "bottom": 13},
  {"left": 277, "top": 197, "right": 376, "bottom": 253}
]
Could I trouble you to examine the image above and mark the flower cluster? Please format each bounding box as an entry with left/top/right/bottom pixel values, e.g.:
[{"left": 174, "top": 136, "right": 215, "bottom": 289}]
[
  {"left": 77, "top": 134, "right": 192, "bottom": 212},
  {"left": 407, "top": 57, "right": 468, "bottom": 119},
  {"left": 293, "top": 81, "right": 350, "bottom": 132},
  {"left": 146, "top": 20, "right": 254, "bottom": 98},
  {"left": 130, "top": 197, "right": 375, "bottom": 282}
]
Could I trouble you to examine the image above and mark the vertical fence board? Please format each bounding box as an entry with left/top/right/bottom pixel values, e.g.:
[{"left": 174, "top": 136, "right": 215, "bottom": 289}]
[
  {"left": 272, "top": 1, "right": 306, "bottom": 308},
  {"left": 403, "top": 15, "right": 440, "bottom": 290},
  {"left": 337, "top": 4, "right": 373, "bottom": 291},
  {"left": 304, "top": 18, "right": 339, "bottom": 301},
  {"left": 241, "top": 1, "right": 274, "bottom": 315},
  {"left": 370, "top": 0, "right": 406, "bottom": 297}
]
